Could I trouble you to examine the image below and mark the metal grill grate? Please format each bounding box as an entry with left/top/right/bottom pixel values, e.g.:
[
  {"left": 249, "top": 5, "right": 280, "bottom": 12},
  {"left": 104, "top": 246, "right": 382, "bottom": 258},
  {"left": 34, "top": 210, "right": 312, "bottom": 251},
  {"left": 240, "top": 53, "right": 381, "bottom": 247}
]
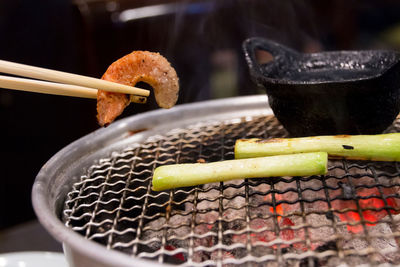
[{"left": 63, "top": 115, "right": 400, "bottom": 266}]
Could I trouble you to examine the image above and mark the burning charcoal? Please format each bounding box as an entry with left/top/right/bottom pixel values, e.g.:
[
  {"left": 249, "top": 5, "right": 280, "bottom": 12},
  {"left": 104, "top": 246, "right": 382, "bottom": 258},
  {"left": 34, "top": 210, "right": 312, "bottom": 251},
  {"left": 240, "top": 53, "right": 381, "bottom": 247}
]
[
  {"left": 197, "top": 185, "right": 220, "bottom": 210},
  {"left": 305, "top": 214, "right": 335, "bottom": 250},
  {"left": 325, "top": 211, "right": 334, "bottom": 220},
  {"left": 164, "top": 245, "right": 186, "bottom": 264},
  {"left": 315, "top": 241, "right": 337, "bottom": 252},
  {"left": 223, "top": 195, "right": 245, "bottom": 210},
  {"left": 210, "top": 250, "right": 235, "bottom": 267},
  {"left": 339, "top": 221, "right": 400, "bottom": 264},
  {"left": 297, "top": 242, "right": 340, "bottom": 267},
  {"left": 323, "top": 164, "right": 400, "bottom": 235},
  {"left": 299, "top": 257, "right": 320, "bottom": 267},
  {"left": 188, "top": 162, "right": 400, "bottom": 265},
  {"left": 333, "top": 182, "right": 400, "bottom": 233},
  {"left": 391, "top": 213, "right": 400, "bottom": 232},
  {"left": 223, "top": 179, "right": 247, "bottom": 197},
  {"left": 192, "top": 249, "right": 210, "bottom": 263},
  {"left": 368, "top": 223, "right": 400, "bottom": 263},
  {"left": 338, "top": 182, "right": 355, "bottom": 199},
  {"left": 141, "top": 213, "right": 191, "bottom": 252}
]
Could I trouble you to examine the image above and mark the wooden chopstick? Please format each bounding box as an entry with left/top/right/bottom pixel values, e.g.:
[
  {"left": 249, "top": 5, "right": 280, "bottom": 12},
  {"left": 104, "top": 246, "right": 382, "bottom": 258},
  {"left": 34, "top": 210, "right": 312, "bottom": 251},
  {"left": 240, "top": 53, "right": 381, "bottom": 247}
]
[
  {"left": 0, "top": 75, "right": 147, "bottom": 104},
  {"left": 0, "top": 59, "right": 150, "bottom": 97}
]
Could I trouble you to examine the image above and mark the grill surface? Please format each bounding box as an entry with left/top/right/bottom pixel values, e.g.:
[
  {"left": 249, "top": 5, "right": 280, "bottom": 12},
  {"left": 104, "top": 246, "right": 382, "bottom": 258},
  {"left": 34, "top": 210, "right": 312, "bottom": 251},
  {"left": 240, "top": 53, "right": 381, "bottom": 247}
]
[{"left": 62, "top": 113, "right": 400, "bottom": 267}]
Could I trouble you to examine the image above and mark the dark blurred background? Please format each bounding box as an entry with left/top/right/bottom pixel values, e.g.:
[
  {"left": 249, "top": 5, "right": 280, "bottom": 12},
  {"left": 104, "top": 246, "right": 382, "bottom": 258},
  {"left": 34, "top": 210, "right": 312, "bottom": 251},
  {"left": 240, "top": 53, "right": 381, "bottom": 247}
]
[{"left": 1, "top": 0, "right": 400, "bottom": 250}]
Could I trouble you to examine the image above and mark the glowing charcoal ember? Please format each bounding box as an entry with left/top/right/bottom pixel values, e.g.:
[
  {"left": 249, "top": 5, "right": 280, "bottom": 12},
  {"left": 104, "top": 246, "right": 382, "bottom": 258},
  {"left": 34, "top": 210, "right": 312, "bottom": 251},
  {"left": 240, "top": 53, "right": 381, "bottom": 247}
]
[
  {"left": 269, "top": 201, "right": 284, "bottom": 222},
  {"left": 332, "top": 186, "right": 400, "bottom": 233},
  {"left": 279, "top": 217, "right": 295, "bottom": 241},
  {"left": 164, "top": 245, "right": 185, "bottom": 261}
]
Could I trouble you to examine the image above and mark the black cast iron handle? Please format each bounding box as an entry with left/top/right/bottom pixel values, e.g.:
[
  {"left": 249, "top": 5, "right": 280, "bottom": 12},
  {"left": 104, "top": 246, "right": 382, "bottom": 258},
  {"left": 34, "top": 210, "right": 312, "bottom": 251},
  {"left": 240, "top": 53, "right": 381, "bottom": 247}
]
[{"left": 243, "top": 37, "right": 299, "bottom": 83}]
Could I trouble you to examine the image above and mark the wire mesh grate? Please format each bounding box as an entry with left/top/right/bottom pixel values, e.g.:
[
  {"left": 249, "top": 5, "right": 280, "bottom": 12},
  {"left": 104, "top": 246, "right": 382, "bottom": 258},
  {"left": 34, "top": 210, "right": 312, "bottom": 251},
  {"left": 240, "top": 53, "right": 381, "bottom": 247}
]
[{"left": 63, "top": 115, "right": 400, "bottom": 266}]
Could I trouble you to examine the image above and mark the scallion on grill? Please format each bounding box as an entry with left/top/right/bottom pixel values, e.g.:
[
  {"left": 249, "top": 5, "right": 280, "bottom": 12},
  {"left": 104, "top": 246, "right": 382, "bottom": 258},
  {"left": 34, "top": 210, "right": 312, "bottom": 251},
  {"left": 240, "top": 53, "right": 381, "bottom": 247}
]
[
  {"left": 234, "top": 133, "right": 400, "bottom": 161},
  {"left": 152, "top": 152, "right": 327, "bottom": 191}
]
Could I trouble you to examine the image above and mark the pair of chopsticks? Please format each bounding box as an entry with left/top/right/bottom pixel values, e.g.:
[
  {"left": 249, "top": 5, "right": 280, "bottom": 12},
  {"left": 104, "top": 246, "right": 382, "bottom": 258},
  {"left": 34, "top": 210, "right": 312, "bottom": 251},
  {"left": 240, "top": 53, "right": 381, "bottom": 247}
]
[{"left": 0, "top": 60, "right": 150, "bottom": 103}]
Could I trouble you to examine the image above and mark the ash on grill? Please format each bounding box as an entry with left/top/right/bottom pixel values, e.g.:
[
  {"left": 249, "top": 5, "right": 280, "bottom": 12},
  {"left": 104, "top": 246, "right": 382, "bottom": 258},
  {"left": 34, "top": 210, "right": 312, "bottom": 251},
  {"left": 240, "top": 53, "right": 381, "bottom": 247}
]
[{"left": 63, "top": 115, "right": 400, "bottom": 267}]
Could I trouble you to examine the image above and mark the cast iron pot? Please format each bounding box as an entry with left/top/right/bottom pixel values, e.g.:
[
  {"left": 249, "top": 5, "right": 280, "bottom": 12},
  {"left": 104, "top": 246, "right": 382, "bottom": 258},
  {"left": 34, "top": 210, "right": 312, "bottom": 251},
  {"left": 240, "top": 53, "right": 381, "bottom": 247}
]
[{"left": 243, "top": 37, "right": 400, "bottom": 137}]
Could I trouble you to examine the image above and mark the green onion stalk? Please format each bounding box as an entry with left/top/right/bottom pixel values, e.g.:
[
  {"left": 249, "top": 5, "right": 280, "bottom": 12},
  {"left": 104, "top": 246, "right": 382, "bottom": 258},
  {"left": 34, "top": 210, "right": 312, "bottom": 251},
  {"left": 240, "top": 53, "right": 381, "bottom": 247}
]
[
  {"left": 152, "top": 152, "right": 327, "bottom": 191},
  {"left": 235, "top": 133, "right": 400, "bottom": 161}
]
